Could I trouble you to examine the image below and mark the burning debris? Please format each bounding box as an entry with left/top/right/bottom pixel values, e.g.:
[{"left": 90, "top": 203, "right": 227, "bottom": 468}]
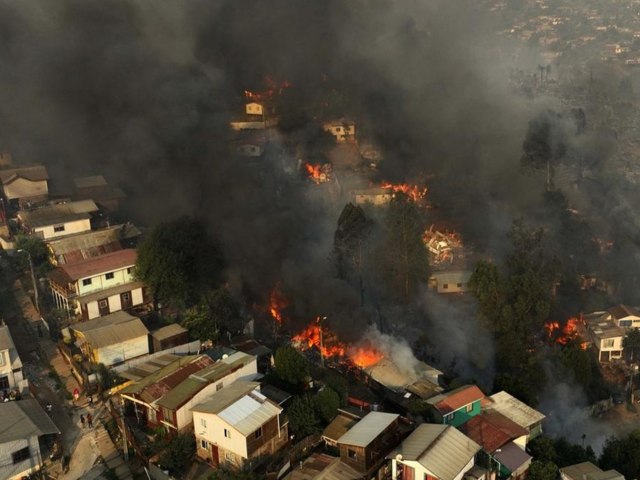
[
  {"left": 244, "top": 77, "right": 292, "bottom": 102},
  {"left": 544, "top": 317, "right": 588, "bottom": 349},
  {"left": 291, "top": 318, "right": 383, "bottom": 368},
  {"left": 380, "top": 182, "right": 427, "bottom": 203},
  {"left": 304, "top": 162, "right": 332, "bottom": 184},
  {"left": 422, "top": 225, "right": 464, "bottom": 265},
  {"left": 269, "top": 287, "right": 288, "bottom": 325}
]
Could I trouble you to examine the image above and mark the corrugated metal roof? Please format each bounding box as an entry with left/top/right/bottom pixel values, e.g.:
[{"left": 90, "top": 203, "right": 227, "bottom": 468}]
[
  {"left": 0, "top": 399, "right": 60, "bottom": 443},
  {"left": 322, "top": 413, "right": 357, "bottom": 442},
  {"left": 72, "top": 312, "right": 148, "bottom": 349},
  {"left": 336, "top": 412, "right": 398, "bottom": 448},
  {"left": 57, "top": 249, "right": 137, "bottom": 282},
  {"left": 286, "top": 453, "right": 361, "bottom": 480},
  {"left": 559, "top": 462, "right": 624, "bottom": 480},
  {"left": 390, "top": 424, "right": 480, "bottom": 480},
  {"left": 118, "top": 354, "right": 186, "bottom": 383},
  {"left": 0, "top": 165, "right": 49, "bottom": 183},
  {"left": 493, "top": 441, "right": 531, "bottom": 473},
  {"left": 461, "top": 411, "right": 528, "bottom": 454},
  {"left": 191, "top": 381, "right": 260, "bottom": 414},
  {"left": 218, "top": 390, "right": 281, "bottom": 436},
  {"left": 48, "top": 225, "right": 125, "bottom": 256},
  {"left": 487, "top": 391, "right": 545, "bottom": 429},
  {"left": 429, "top": 385, "right": 485, "bottom": 414}
]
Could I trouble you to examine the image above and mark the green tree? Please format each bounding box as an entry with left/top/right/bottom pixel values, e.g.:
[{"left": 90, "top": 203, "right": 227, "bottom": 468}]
[
  {"left": 527, "top": 461, "right": 558, "bottom": 480},
  {"left": 599, "top": 430, "right": 640, "bottom": 478},
  {"left": 324, "top": 372, "right": 348, "bottom": 406},
  {"left": 158, "top": 433, "right": 195, "bottom": 475},
  {"left": 528, "top": 435, "right": 557, "bottom": 463},
  {"left": 181, "top": 287, "right": 241, "bottom": 342},
  {"left": 15, "top": 235, "right": 52, "bottom": 275},
  {"left": 274, "top": 346, "right": 309, "bottom": 386},
  {"left": 135, "top": 216, "right": 224, "bottom": 309},
  {"left": 288, "top": 395, "right": 320, "bottom": 437},
  {"left": 377, "top": 194, "right": 428, "bottom": 300},
  {"left": 624, "top": 329, "right": 640, "bottom": 362},
  {"left": 315, "top": 387, "right": 340, "bottom": 422}
]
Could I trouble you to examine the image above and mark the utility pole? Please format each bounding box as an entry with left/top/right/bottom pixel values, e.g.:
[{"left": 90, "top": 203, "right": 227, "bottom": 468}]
[
  {"left": 319, "top": 316, "right": 327, "bottom": 368},
  {"left": 18, "top": 249, "right": 39, "bottom": 313},
  {"left": 120, "top": 400, "right": 129, "bottom": 461}
]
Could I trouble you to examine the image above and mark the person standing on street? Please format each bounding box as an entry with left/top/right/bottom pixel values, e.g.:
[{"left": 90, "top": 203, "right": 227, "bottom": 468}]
[
  {"left": 80, "top": 414, "right": 85, "bottom": 428},
  {"left": 87, "top": 413, "right": 93, "bottom": 428}
]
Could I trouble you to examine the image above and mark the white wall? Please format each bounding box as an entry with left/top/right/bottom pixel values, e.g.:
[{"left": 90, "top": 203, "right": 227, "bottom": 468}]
[
  {"left": 392, "top": 456, "right": 474, "bottom": 480},
  {"left": 246, "top": 103, "right": 263, "bottom": 115},
  {"left": 132, "top": 287, "right": 143, "bottom": 306},
  {"left": 0, "top": 436, "right": 41, "bottom": 480},
  {"left": 76, "top": 267, "right": 135, "bottom": 295},
  {"left": 108, "top": 295, "right": 122, "bottom": 313},
  {"left": 36, "top": 218, "right": 91, "bottom": 240},
  {"left": 194, "top": 413, "right": 248, "bottom": 459},
  {"left": 96, "top": 335, "right": 149, "bottom": 366}
]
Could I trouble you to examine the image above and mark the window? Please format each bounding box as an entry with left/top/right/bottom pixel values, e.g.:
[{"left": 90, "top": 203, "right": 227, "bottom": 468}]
[
  {"left": 12, "top": 447, "right": 30, "bottom": 464},
  {"left": 127, "top": 267, "right": 133, "bottom": 275},
  {"left": 347, "top": 449, "right": 357, "bottom": 460},
  {"left": 457, "top": 283, "right": 463, "bottom": 288},
  {"left": 82, "top": 278, "right": 92, "bottom": 286},
  {"left": 620, "top": 320, "right": 632, "bottom": 327},
  {"left": 254, "top": 428, "right": 262, "bottom": 439},
  {"left": 442, "top": 284, "right": 449, "bottom": 289},
  {"left": 224, "top": 428, "right": 231, "bottom": 438},
  {"left": 98, "top": 299, "right": 108, "bottom": 309},
  {"left": 105, "top": 272, "right": 114, "bottom": 280},
  {"left": 122, "top": 292, "right": 130, "bottom": 301},
  {"left": 200, "top": 418, "right": 207, "bottom": 428},
  {"left": 0, "top": 351, "right": 5, "bottom": 366},
  {"left": 465, "top": 403, "right": 473, "bottom": 413},
  {"left": 225, "top": 452, "right": 235, "bottom": 464},
  {"left": 200, "top": 439, "right": 209, "bottom": 449},
  {"left": 603, "top": 339, "right": 615, "bottom": 348},
  {"left": 216, "top": 382, "right": 223, "bottom": 392},
  {"left": 53, "top": 224, "right": 65, "bottom": 233},
  {"left": 0, "top": 376, "right": 9, "bottom": 390}
]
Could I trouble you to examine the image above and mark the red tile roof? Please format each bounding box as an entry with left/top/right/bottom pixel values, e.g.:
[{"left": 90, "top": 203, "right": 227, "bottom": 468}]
[
  {"left": 59, "top": 249, "right": 137, "bottom": 282},
  {"left": 461, "top": 411, "right": 529, "bottom": 453},
  {"left": 433, "top": 385, "right": 485, "bottom": 414}
]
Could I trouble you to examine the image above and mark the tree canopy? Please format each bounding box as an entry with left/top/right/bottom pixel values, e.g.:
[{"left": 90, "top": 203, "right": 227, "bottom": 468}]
[
  {"left": 135, "top": 216, "right": 224, "bottom": 309},
  {"left": 315, "top": 387, "right": 340, "bottom": 422},
  {"left": 181, "top": 287, "right": 242, "bottom": 342},
  {"left": 274, "top": 346, "right": 309, "bottom": 386},
  {"left": 599, "top": 430, "right": 640, "bottom": 478},
  {"left": 287, "top": 395, "right": 320, "bottom": 438}
]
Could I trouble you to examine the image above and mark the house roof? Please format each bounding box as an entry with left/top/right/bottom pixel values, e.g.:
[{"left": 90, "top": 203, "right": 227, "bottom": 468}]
[
  {"left": 608, "top": 304, "right": 640, "bottom": 319},
  {"left": 151, "top": 324, "right": 188, "bottom": 342},
  {"left": 286, "top": 453, "right": 361, "bottom": 480},
  {"left": 493, "top": 442, "right": 532, "bottom": 473},
  {"left": 18, "top": 200, "right": 97, "bottom": 228},
  {"left": 430, "top": 270, "right": 473, "bottom": 284},
  {"left": 559, "top": 462, "right": 624, "bottom": 480},
  {"left": 587, "top": 319, "right": 624, "bottom": 340},
  {"left": 363, "top": 357, "right": 442, "bottom": 393},
  {"left": 72, "top": 311, "right": 148, "bottom": 349},
  {"left": 259, "top": 384, "right": 292, "bottom": 405},
  {"left": 118, "top": 354, "right": 182, "bottom": 382},
  {"left": 0, "top": 399, "right": 60, "bottom": 443},
  {"left": 52, "top": 249, "right": 137, "bottom": 282},
  {"left": 428, "top": 385, "right": 485, "bottom": 415},
  {"left": 74, "top": 175, "right": 107, "bottom": 189},
  {"left": 336, "top": 412, "right": 399, "bottom": 448},
  {"left": 322, "top": 413, "right": 358, "bottom": 443},
  {"left": 486, "top": 391, "right": 545, "bottom": 429},
  {"left": 47, "top": 225, "right": 131, "bottom": 263},
  {"left": 191, "top": 381, "right": 261, "bottom": 415},
  {"left": 0, "top": 165, "right": 49, "bottom": 184},
  {"left": 461, "top": 411, "right": 528, "bottom": 454},
  {"left": 119, "top": 355, "right": 212, "bottom": 396},
  {"left": 389, "top": 424, "right": 481, "bottom": 480},
  {"left": 155, "top": 351, "right": 256, "bottom": 410},
  {"left": 217, "top": 388, "right": 282, "bottom": 436}
]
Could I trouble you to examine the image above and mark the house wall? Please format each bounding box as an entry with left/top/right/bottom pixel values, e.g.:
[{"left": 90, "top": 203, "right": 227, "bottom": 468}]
[
  {"left": 614, "top": 315, "right": 640, "bottom": 328},
  {"left": 393, "top": 457, "right": 474, "bottom": 480},
  {"left": 194, "top": 413, "right": 248, "bottom": 459},
  {"left": 3, "top": 178, "right": 48, "bottom": 201},
  {"left": 76, "top": 266, "right": 135, "bottom": 296},
  {"left": 246, "top": 416, "right": 286, "bottom": 457},
  {"left": 83, "top": 286, "right": 144, "bottom": 320},
  {"left": 339, "top": 419, "right": 399, "bottom": 473},
  {"left": 246, "top": 103, "right": 264, "bottom": 115},
  {"left": 513, "top": 434, "right": 527, "bottom": 450},
  {"left": 95, "top": 335, "right": 149, "bottom": 366},
  {"left": 237, "top": 145, "right": 263, "bottom": 157},
  {"left": 0, "top": 436, "right": 41, "bottom": 480},
  {"left": 440, "top": 400, "right": 481, "bottom": 427},
  {"left": 354, "top": 193, "right": 392, "bottom": 205},
  {"left": 35, "top": 218, "right": 91, "bottom": 240}
]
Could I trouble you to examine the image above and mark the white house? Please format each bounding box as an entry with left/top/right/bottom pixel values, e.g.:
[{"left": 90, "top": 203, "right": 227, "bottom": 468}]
[
  {"left": 17, "top": 200, "right": 98, "bottom": 240},
  {"left": 608, "top": 304, "right": 640, "bottom": 329},
  {"left": 584, "top": 313, "right": 624, "bottom": 363},
  {"left": 0, "top": 399, "right": 59, "bottom": 480},
  {"left": 323, "top": 119, "right": 356, "bottom": 143},
  {"left": 352, "top": 188, "right": 393, "bottom": 206},
  {"left": 192, "top": 380, "right": 288, "bottom": 468},
  {"left": 0, "top": 323, "right": 25, "bottom": 394},
  {"left": 389, "top": 424, "right": 481, "bottom": 480},
  {"left": 428, "top": 270, "right": 472, "bottom": 294},
  {"left": 48, "top": 249, "right": 148, "bottom": 321},
  {"left": 246, "top": 102, "right": 264, "bottom": 116},
  {"left": 0, "top": 165, "right": 49, "bottom": 206},
  {"left": 70, "top": 311, "right": 149, "bottom": 366}
]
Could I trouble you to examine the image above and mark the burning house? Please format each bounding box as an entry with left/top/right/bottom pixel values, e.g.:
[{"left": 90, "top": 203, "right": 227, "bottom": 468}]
[
  {"left": 303, "top": 162, "right": 333, "bottom": 184},
  {"left": 423, "top": 226, "right": 464, "bottom": 266},
  {"left": 323, "top": 119, "right": 356, "bottom": 144}
]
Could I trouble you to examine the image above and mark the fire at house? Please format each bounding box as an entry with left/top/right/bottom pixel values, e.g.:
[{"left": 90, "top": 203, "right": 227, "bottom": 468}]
[{"left": 544, "top": 317, "right": 589, "bottom": 349}]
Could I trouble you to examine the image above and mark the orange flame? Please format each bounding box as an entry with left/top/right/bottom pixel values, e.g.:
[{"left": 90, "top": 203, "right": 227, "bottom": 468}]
[
  {"left": 269, "top": 288, "right": 288, "bottom": 324},
  {"left": 304, "top": 163, "right": 330, "bottom": 183},
  {"left": 544, "top": 317, "right": 588, "bottom": 349},
  {"left": 292, "top": 318, "right": 384, "bottom": 367},
  {"left": 381, "top": 182, "right": 427, "bottom": 202}
]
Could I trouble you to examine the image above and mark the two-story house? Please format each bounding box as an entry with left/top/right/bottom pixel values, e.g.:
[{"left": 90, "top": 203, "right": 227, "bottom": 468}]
[
  {"left": 0, "top": 323, "right": 24, "bottom": 394},
  {"left": 389, "top": 424, "right": 481, "bottom": 480},
  {"left": 0, "top": 165, "right": 49, "bottom": 207},
  {"left": 48, "top": 249, "right": 148, "bottom": 320},
  {"left": 17, "top": 200, "right": 98, "bottom": 240},
  {"left": 584, "top": 313, "right": 624, "bottom": 363},
  {"left": 70, "top": 311, "right": 149, "bottom": 366},
  {"left": 0, "top": 399, "right": 59, "bottom": 480},
  {"left": 192, "top": 380, "right": 288, "bottom": 468},
  {"left": 120, "top": 351, "right": 258, "bottom": 432},
  {"left": 608, "top": 304, "right": 640, "bottom": 329},
  {"left": 323, "top": 119, "right": 356, "bottom": 143},
  {"left": 336, "top": 412, "right": 402, "bottom": 479},
  {"left": 427, "top": 385, "right": 484, "bottom": 427}
]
